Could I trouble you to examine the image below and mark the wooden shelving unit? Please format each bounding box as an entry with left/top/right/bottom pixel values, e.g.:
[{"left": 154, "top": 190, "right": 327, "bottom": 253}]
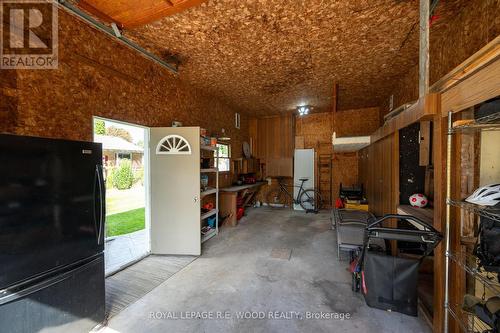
[
  {"left": 200, "top": 168, "right": 217, "bottom": 173},
  {"left": 201, "top": 188, "right": 217, "bottom": 197},
  {"left": 200, "top": 144, "right": 219, "bottom": 244}
]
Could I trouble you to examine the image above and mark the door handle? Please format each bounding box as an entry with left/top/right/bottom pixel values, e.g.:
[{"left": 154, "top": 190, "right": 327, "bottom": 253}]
[
  {"left": 95, "top": 165, "right": 104, "bottom": 245},
  {"left": 194, "top": 195, "right": 199, "bottom": 203},
  {"left": 93, "top": 166, "right": 99, "bottom": 244}
]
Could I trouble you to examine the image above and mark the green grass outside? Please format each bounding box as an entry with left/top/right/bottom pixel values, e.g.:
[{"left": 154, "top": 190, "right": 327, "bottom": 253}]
[
  {"left": 106, "top": 186, "right": 145, "bottom": 215},
  {"left": 106, "top": 207, "right": 145, "bottom": 237}
]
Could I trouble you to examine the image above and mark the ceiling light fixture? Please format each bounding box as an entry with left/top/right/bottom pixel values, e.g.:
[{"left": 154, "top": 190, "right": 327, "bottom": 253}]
[{"left": 297, "top": 105, "right": 310, "bottom": 116}]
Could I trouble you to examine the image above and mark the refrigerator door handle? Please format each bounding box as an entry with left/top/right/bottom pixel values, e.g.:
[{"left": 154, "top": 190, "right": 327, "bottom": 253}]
[{"left": 95, "top": 165, "right": 104, "bottom": 245}]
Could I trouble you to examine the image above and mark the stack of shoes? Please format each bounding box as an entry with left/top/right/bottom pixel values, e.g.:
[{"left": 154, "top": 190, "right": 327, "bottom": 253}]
[{"left": 462, "top": 294, "right": 500, "bottom": 332}]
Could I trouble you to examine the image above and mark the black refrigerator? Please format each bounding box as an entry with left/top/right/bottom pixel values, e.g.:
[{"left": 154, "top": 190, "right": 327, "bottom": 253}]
[{"left": 0, "top": 134, "right": 105, "bottom": 333}]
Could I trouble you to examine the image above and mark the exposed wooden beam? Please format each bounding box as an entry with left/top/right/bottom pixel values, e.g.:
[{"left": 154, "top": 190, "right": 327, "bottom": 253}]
[
  {"left": 78, "top": 0, "right": 123, "bottom": 28},
  {"left": 419, "top": 0, "right": 430, "bottom": 98},
  {"left": 331, "top": 83, "right": 338, "bottom": 134},
  {"left": 77, "top": 0, "right": 207, "bottom": 29},
  {"left": 124, "top": 0, "right": 207, "bottom": 28},
  {"left": 331, "top": 83, "right": 338, "bottom": 113}
]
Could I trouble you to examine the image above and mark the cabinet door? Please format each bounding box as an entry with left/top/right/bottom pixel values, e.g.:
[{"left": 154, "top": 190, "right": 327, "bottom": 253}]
[
  {"left": 0, "top": 255, "right": 105, "bottom": 333},
  {"left": 150, "top": 127, "right": 201, "bottom": 255}
]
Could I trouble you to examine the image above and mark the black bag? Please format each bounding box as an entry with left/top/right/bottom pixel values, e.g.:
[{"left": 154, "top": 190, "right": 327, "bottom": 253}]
[
  {"left": 475, "top": 216, "right": 500, "bottom": 275},
  {"left": 358, "top": 214, "right": 442, "bottom": 317},
  {"left": 362, "top": 252, "right": 420, "bottom": 316}
]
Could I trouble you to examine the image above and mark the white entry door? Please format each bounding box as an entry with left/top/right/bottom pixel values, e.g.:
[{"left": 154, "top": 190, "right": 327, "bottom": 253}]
[
  {"left": 150, "top": 127, "right": 201, "bottom": 255},
  {"left": 293, "top": 149, "right": 315, "bottom": 210}
]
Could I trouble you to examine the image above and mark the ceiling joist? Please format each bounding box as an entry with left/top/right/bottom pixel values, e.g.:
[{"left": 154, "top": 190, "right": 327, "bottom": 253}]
[{"left": 77, "top": 0, "right": 207, "bottom": 28}]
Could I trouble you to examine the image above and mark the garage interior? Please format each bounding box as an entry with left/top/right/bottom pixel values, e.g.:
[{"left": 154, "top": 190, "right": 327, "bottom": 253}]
[{"left": 1, "top": 0, "right": 499, "bottom": 333}]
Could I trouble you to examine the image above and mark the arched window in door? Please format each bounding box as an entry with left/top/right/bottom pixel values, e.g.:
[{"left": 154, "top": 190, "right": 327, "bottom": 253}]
[{"left": 156, "top": 135, "right": 191, "bottom": 155}]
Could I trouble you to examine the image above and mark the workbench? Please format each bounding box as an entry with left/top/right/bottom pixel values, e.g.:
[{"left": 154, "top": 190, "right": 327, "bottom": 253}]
[{"left": 219, "top": 182, "right": 266, "bottom": 227}]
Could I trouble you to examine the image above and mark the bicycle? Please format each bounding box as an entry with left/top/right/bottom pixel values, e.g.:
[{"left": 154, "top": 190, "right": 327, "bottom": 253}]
[{"left": 266, "top": 177, "right": 323, "bottom": 211}]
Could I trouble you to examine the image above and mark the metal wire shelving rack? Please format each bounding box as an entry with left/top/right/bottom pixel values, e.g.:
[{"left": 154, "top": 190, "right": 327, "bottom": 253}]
[{"left": 444, "top": 110, "right": 500, "bottom": 333}]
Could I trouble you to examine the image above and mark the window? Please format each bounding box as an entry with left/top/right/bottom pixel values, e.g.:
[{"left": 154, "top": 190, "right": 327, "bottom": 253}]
[
  {"left": 156, "top": 134, "right": 191, "bottom": 155},
  {"left": 216, "top": 143, "right": 230, "bottom": 172},
  {"left": 235, "top": 113, "right": 241, "bottom": 129},
  {"left": 116, "top": 152, "right": 131, "bottom": 164}
]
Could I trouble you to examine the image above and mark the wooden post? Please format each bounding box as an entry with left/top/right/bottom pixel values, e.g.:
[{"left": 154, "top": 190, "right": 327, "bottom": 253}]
[
  {"left": 330, "top": 83, "right": 338, "bottom": 207},
  {"left": 331, "top": 83, "right": 338, "bottom": 133},
  {"left": 419, "top": 0, "right": 430, "bottom": 98},
  {"left": 433, "top": 112, "right": 446, "bottom": 333}
]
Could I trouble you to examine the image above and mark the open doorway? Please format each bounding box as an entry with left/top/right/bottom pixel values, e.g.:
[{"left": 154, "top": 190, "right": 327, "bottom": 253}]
[{"left": 93, "top": 117, "right": 150, "bottom": 275}]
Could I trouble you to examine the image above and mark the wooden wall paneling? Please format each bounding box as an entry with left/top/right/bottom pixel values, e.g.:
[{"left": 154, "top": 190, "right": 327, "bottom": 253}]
[
  {"left": 383, "top": 134, "right": 395, "bottom": 216},
  {"left": 360, "top": 148, "right": 367, "bottom": 200},
  {"left": 248, "top": 118, "right": 257, "bottom": 156},
  {"left": 371, "top": 140, "right": 381, "bottom": 216},
  {"left": 376, "top": 139, "right": 384, "bottom": 216},
  {"left": 419, "top": 120, "right": 431, "bottom": 166},
  {"left": 365, "top": 145, "right": 375, "bottom": 214},
  {"left": 360, "top": 133, "right": 397, "bottom": 217},
  {"left": 361, "top": 147, "right": 369, "bottom": 206},
  {"left": 369, "top": 144, "right": 375, "bottom": 210},
  {"left": 251, "top": 114, "right": 294, "bottom": 178},
  {"left": 389, "top": 131, "right": 399, "bottom": 255},
  {"left": 392, "top": 131, "right": 400, "bottom": 214}
]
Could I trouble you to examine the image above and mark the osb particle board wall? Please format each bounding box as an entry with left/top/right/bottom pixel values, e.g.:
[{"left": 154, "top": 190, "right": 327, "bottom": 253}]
[
  {"left": 294, "top": 107, "right": 380, "bottom": 201},
  {"left": 0, "top": 9, "right": 248, "bottom": 164},
  {"left": 295, "top": 107, "right": 379, "bottom": 147},
  {"left": 0, "top": 70, "right": 17, "bottom": 133},
  {"left": 383, "top": 0, "right": 500, "bottom": 115}
]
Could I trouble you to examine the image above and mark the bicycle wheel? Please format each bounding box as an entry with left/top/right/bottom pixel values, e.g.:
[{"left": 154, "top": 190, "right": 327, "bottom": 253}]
[
  {"left": 266, "top": 188, "right": 288, "bottom": 208},
  {"left": 299, "top": 189, "right": 322, "bottom": 211}
]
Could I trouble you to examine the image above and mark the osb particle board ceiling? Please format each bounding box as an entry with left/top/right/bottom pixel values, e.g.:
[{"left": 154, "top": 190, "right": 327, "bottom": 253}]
[{"left": 81, "top": 0, "right": 458, "bottom": 116}]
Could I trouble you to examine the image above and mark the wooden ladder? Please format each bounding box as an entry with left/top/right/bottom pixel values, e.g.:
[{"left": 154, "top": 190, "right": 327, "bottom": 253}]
[{"left": 317, "top": 142, "right": 333, "bottom": 208}]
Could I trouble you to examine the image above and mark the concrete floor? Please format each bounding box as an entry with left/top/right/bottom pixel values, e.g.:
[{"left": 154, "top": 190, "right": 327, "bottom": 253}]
[{"left": 104, "top": 208, "right": 431, "bottom": 333}]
